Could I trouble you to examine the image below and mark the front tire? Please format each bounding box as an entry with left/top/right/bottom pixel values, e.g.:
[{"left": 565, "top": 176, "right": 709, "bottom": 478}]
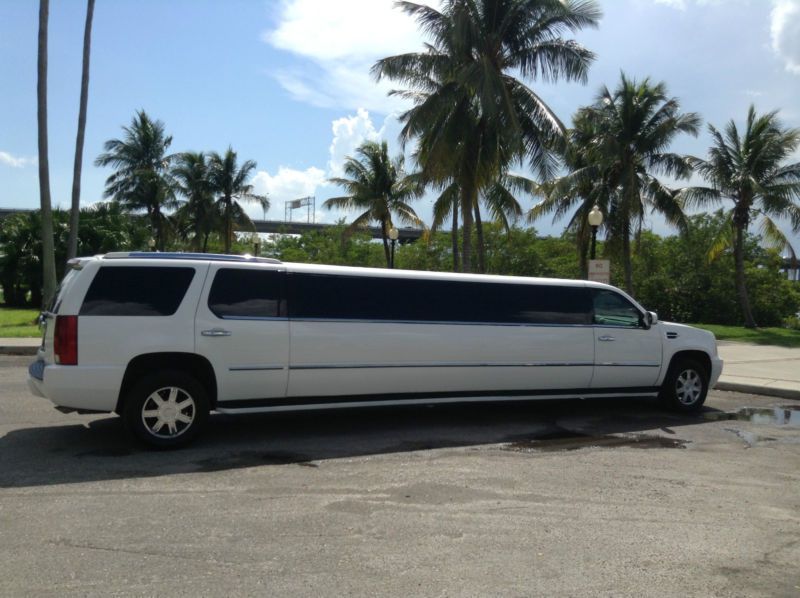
[
  {"left": 660, "top": 358, "right": 709, "bottom": 412},
  {"left": 122, "top": 370, "right": 209, "bottom": 449}
]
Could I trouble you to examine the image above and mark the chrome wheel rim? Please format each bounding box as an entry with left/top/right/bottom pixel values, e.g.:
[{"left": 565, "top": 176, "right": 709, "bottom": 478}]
[
  {"left": 141, "top": 386, "right": 196, "bottom": 438},
  {"left": 675, "top": 369, "right": 703, "bottom": 405}
]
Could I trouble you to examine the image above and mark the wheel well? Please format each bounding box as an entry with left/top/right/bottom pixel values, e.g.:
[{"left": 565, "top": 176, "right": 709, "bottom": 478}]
[
  {"left": 667, "top": 350, "right": 711, "bottom": 378},
  {"left": 116, "top": 353, "right": 217, "bottom": 413}
]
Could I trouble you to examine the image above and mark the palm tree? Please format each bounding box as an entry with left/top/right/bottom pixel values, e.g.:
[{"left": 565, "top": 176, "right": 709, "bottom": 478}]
[
  {"left": 535, "top": 74, "right": 700, "bottom": 294},
  {"left": 173, "top": 152, "right": 217, "bottom": 252},
  {"left": 324, "top": 140, "right": 424, "bottom": 268},
  {"left": 36, "top": 0, "right": 57, "bottom": 308},
  {"left": 208, "top": 147, "right": 268, "bottom": 253},
  {"left": 67, "top": 0, "right": 95, "bottom": 260},
  {"left": 373, "top": 0, "right": 601, "bottom": 272},
  {"left": 430, "top": 173, "right": 530, "bottom": 271},
  {"left": 95, "top": 110, "right": 177, "bottom": 251},
  {"left": 529, "top": 110, "right": 612, "bottom": 278},
  {"left": 678, "top": 106, "right": 800, "bottom": 328}
]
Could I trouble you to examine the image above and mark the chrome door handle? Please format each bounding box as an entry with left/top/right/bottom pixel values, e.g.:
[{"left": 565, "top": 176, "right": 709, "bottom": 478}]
[
  {"left": 598, "top": 335, "right": 615, "bottom": 342},
  {"left": 201, "top": 328, "right": 232, "bottom": 337}
]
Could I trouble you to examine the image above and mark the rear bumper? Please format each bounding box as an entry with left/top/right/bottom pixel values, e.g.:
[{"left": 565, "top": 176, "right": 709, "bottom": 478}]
[{"left": 27, "top": 360, "right": 123, "bottom": 412}]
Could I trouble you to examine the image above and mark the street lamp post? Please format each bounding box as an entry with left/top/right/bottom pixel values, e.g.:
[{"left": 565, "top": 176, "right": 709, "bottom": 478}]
[
  {"left": 588, "top": 205, "right": 603, "bottom": 260},
  {"left": 388, "top": 227, "right": 399, "bottom": 269}
]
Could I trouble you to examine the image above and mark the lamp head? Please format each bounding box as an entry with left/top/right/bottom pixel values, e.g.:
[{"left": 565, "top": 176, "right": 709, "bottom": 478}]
[{"left": 588, "top": 205, "right": 604, "bottom": 227}]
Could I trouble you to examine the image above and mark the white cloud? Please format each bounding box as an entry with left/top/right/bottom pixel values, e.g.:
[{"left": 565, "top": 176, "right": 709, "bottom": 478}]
[
  {"left": 250, "top": 165, "right": 327, "bottom": 219},
  {"left": 650, "top": 0, "right": 738, "bottom": 9},
  {"left": 247, "top": 108, "right": 418, "bottom": 224},
  {"left": 0, "top": 151, "right": 36, "bottom": 168},
  {"left": 771, "top": 0, "right": 800, "bottom": 74},
  {"left": 328, "top": 108, "right": 415, "bottom": 175},
  {"left": 264, "top": 0, "right": 439, "bottom": 113},
  {"left": 328, "top": 108, "right": 382, "bottom": 177},
  {"left": 652, "top": 0, "right": 687, "bottom": 9}
]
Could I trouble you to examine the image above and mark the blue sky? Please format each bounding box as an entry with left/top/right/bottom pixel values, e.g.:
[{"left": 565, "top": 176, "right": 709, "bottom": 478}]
[{"left": 1, "top": 0, "right": 799, "bottom": 241}]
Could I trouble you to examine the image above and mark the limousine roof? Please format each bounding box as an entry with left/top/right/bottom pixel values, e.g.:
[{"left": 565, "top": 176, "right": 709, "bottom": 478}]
[
  {"left": 282, "top": 260, "right": 615, "bottom": 290},
  {"left": 95, "top": 251, "right": 617, "bottom": 291}
]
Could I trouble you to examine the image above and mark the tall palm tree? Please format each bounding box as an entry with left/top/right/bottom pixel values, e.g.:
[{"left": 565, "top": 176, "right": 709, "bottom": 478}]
[
  {"left": 208, "top": 147, "right": 268, "bottom": 253},
  {"left": 67, "top": 0, "right": 95, "bottom": 260},
  {"left": 324, "top": 140, "right": 424, "bottom": 268},
  {"left": 529, "top": 110, "right": 612, "bottom": 278},
  {"left": 36, "top": 0, "right": 57, "bottom": 308},
  {"left": 173, "top": 152, "right": 217, "bottom": 252},
  {"left": 536, "top": 74, "right": 700, "bottom": 294},
  {"left": 95, "top": 110, "right": 177, "bottom": 251},
  {"left": 678, "top": 106, "right": 800, "bottom": 328},
  {"left": 373, "top": 0, "right": 601, "bottom": 272}
]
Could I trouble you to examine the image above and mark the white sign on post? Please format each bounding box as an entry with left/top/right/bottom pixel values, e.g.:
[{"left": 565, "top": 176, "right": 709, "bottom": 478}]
[{"left": 588, "top": 259, "right": 610, "bottom": 284}]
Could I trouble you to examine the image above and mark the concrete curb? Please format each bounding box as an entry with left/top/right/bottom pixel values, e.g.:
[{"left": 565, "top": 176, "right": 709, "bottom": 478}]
[
  {"left": 715, "top": 381, "right": 800, "bottom": 400},
  {"left": 0, "top": 346, "right": 38, "bottom": 356}
]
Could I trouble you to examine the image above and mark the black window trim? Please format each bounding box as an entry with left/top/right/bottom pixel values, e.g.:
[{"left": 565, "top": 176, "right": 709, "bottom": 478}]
[
  {"left": 286, "top": 272, "right": 594, "bottom": 327},
  {"left": 207, "top": 267, "right": 286, "bottom": 320},
  {"left": 79, "top": 265, "right": 197, "bottom": 317}
]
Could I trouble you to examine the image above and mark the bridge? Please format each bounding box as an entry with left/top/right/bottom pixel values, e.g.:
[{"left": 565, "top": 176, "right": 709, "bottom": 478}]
[{"left": 0, "top": 207, "right": 424, "bottom": 243}]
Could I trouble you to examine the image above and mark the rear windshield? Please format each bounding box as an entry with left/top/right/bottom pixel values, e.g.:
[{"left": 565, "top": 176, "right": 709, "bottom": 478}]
[{"left": 80, "top": 266, "right": 196, "bottom": 316}]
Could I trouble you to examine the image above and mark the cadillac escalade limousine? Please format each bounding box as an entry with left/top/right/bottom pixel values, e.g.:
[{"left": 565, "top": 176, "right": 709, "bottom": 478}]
[{"left": 28, "top": 252, "right": 723, "bottom": 448}]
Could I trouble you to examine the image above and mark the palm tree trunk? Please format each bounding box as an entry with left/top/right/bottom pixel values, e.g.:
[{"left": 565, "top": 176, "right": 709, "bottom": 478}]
[
  {"left": 381, "top": 220, "right": 391, "bottom": 268},
  {"left": 224, "top": 197, "right": 232, "bottom": 253},
  {"left": 451, "top": 205, "right": 460, "bottom": 272},
  {"left": 733, "top": 220, "right": 757, "bottom": 328},
  {"left": 622, "top": 219, "right": 633, "bottom": 296},
  {"left": 37, "top": 0, "right": 57, "bottom": 308},
  {"left": 474, "top": 201, "right": 485, "bottom": 273},
  {"left": 67, "top": 0, "right": 94, "bottom": 260},
  {"left": 460, "top": 185, "right": 474, "bottom": 273}
]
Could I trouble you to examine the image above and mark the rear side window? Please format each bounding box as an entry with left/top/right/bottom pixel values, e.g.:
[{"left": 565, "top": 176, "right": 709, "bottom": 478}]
[
  {"left": 80, "top": 267, "right": 196, "bottom": 316},
  {"left": 208, "top": 268, "right": 284, "bottom": 319},
  {"left": 288, "top": 274, "right": 591, "bottom": 325}
]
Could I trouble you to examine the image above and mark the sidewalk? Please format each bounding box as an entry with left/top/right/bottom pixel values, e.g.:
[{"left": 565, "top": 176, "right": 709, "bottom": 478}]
[
  {"left": 0, "top": 337, "right": 40, "bottom": 356},
  {"left": 715, "top": 341, "right": 800, "bottom": 399},
  {"left": 1, "top": 337, "right": 799, "bottom": 399}
]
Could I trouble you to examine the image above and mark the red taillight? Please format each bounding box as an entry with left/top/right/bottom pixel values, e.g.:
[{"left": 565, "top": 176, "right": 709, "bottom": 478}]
[{"left": 54, "top": 315, "right": 78, "bottom": 365}]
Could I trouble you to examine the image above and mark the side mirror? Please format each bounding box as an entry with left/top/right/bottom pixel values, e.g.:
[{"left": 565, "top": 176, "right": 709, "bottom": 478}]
[{"left": 645, "top": 311, "right": 658, "bottom": 328}]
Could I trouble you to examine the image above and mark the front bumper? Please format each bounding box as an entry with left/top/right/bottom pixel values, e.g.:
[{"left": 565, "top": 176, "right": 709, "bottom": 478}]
[{"left": 709, "top": 356, "right": 724, "bottom": 388}]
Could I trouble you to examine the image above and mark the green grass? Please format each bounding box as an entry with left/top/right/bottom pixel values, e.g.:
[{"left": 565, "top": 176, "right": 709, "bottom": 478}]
[
  {"left": 0, "top": 307, "right": 41, "bottom": 338},
  {"left": 689, "top": 323, "right": 800, "bottom": 348}
]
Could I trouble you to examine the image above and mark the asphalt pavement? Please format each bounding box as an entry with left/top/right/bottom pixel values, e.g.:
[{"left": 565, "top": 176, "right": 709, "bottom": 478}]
[{"left": 0, "top": 355, "right": 799, "bottom": 597}]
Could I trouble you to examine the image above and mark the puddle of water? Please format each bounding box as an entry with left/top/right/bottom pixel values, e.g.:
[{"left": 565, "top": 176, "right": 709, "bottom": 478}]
[
  {"left": 705, "top": 406, "right": 800, "bottom": 426},
  {"left": 504, "top": 431, "right": 687, "bottom": 452}
]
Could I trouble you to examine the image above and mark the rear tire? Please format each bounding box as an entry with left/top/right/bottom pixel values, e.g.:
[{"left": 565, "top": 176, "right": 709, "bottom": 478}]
[
  {"left": 659, "top": 358, "right": 708, "bottom": 412},
  {"left": 122, "top": 370, "right": 209, "bottom": 449}
]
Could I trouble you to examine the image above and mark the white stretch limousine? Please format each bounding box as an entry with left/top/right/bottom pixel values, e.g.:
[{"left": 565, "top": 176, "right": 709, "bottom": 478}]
[{"left": 28, "top": 253, "right": 723, "bottom": 447}]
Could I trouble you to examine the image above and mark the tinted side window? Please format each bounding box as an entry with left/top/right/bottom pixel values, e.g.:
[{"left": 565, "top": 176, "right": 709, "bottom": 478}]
[
  {"left": 80, "top": 267, "right": 195, "bottom": 316},
  {"left": 208, "top": 269, "right": 284, "bottom": 318},
  {"left": 592, "top": 289, "right": 643, "bottom": 327},
  {"left": 288, "top": 274, "right": 591, "bottom": 325}
]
